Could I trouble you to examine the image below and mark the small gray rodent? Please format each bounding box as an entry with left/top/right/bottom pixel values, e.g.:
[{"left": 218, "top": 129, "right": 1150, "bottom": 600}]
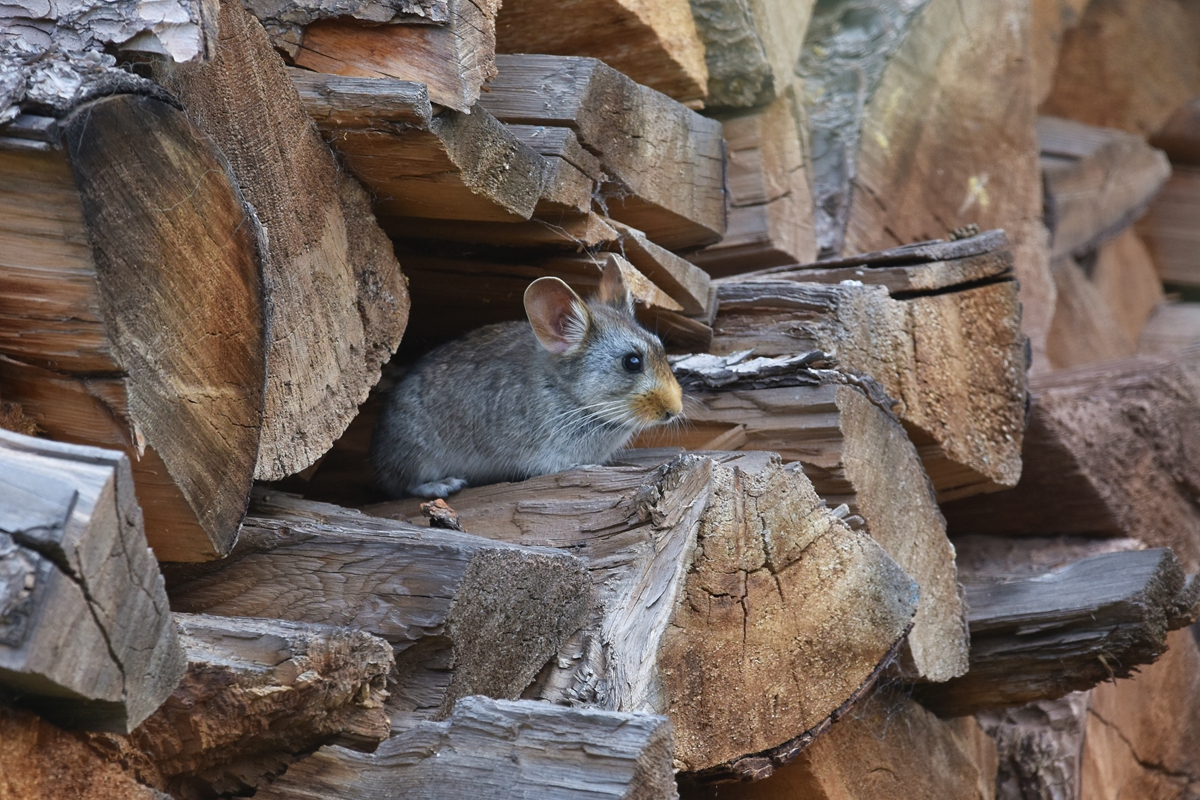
[{"left": 371, "top": 262, "right": 684, "bottom": 498}]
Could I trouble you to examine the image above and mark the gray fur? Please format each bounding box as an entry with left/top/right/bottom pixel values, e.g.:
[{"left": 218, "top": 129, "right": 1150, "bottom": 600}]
[{"left": 371, "top": 289, "right": 682, "bottom": 498}]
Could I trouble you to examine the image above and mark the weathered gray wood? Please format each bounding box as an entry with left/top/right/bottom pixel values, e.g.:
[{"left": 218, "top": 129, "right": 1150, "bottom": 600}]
[
  {"left": 479, "top": 55, "right": 726, "bottom": 250},
  {"left": 1039, "top": 115, "right": 1171, "bottom": 260},
  {"left": 95, "top": 613, "right": 393, "bottom": 799},
  {"left": 369, "top": 452, "right": 918, "bottom": 779},
  {"left": 0, "top": 430, "right": 185, "bottom": 733},
  {"left": 915, "top": 548, "right": 1200, "bottom": 716},
  {"left": 941, "top": 351, "right": 1200, "bottom": 571},
  {"left": 163, "top": 492, "right": 590, "bottom": 730},
  {"left": 711, "top": 256, "right": 1027, "bottom": 502},
  {"left": 156, "top": 3, "right": 410, "bottom": 483},
  {"left": 256, "top": 696, "right": 677, "bottom": 800}
]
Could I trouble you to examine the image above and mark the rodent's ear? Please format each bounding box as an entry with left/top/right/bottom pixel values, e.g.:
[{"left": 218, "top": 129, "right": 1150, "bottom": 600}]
[
  {"left": 597, "top": 258, "right": 634, "bottom": 313},
  {"left": 524, "top": 277, "right": 591, "bottom": 354}
]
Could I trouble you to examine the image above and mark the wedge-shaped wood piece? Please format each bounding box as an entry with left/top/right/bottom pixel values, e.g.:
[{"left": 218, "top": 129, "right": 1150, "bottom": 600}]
[
  {"left": 94, "top": 613, "right": 393, "bottom": 799},
  {"left": 691, "top": 0, "right": 816, "bottom": 109},
  {"left": 1046, "top": 254, "right": 1137, "bottom": 370},
  {"left": 256, "top": 696, "right": 677, "bottom": 800},
  {"left": 691, "top": 81, "right": 818, "bottom": 276},
  {"left": 495, "top": 0, "right": 708, "bottom": 104},
  {"left": 0, "top": 431, "right": 186, "bottom": 733},
  {"left": 941, "top": 352, "right": 1200, "bottom": 570},
  {"left": 1137, "top": 165, "right": 1200, "bottom": 288},
  {"left": 163, "top": 492, "right": 590, "bottom": 727},
  {"left": 370, "top": 453, "right": 919, "bottom": 779},
  {"left": 915, "top": 547, "right": 1199, "bottom": 716},
  {"left": 682, "top": 689, "right": 998, "bottom": 794},
  {"left": 1039, "top": 115, "right": 1171, "bottom": 260},
  {"left": 480, "top": 55, "right": 726, "bottom": 250},
  {"left": 284, "top": 0, "right": 499, "bottom": 112},
  {"left": 0, "top": 93, "right": 265, "bottom": 561},
  {"left": 604, "top": 219, "right": 714, "bottom": 317},
  {"left": 290, "top": 69, "right": 548, "bottom": 229},
  {"left": 711, "top": 241, "right": 1027, "bottom": 502},
  {"left": 635, "top": 364, "right": 968, "bottom": 683},
  {"left": 157, "top": 3, "right": 410, "bottom": 483},
  {"left": 802, "top": 0, "right": 1055, "bottom": 368}
]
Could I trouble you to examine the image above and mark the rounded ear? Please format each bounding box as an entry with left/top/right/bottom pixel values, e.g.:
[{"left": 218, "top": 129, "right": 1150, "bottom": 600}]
[
  {"left": 524, "top": 277, "right": 591, "bottom": 354},
  {"left": 597, "top": 258, "right": 634, "bottom": 313}
]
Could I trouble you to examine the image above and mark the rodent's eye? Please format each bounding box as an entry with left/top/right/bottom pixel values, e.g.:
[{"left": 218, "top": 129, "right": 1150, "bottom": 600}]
[{"left": 622, "top": 352, "right": 643, "bottom": 373}]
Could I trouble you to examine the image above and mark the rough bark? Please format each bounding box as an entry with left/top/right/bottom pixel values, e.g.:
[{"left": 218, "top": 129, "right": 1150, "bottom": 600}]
[
  {"left": 976, "top": 692, "right": 1091, "bottom": 800},
  {"left": 691, "top": 80, "right": 818, "bottom": 276},
  {"left": 0, "top": 431, "right": 185, "bottom": 733},
  {"left": 0, "top": 93, "right": 265, "bottom": 562},
  {"left": 369, "top": 453, "right": 919, "bottom": 780},
  {"left": 711, "top": 237, "right": 1027, "bottom": 501},
  {"left": 479, "top": 54, "right": 726, "bottom": 250},
  {"left": 288, "top": 0, "right": 499, "bottom": 112},
  {"left": 495, "top": 0, "right": 707, "bottom": 105},
  {"left": 256, "top": 696, "right": 678, "bottom": 800},
  {"left": 637, "top": 365, "right": 968, "bottom": 683},
  {"left": 915, "top": 547, "right": 1199, "bottom": 716},
  {"left": 156, "top": 0, "right": 410, "bottom": 483},
  {"left": 1039, "top": 115, "right": 1171, "bottom": 260},
  {"left": 90, "top": 613, "right": 393, "bottom": 800},
  {"left": 163, "top": 492, "right": 591, "bottom": 730},
  {"left": 941, "top": 351, "right": 1200, "bottom": 571}
]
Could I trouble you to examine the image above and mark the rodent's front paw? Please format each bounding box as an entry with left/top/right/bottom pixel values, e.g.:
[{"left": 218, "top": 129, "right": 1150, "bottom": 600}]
[{"left": 410, "top": 477, "right": 468, "bottom": 499}]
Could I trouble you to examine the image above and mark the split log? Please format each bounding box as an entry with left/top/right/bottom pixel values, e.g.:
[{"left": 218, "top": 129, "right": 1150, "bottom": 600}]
[
  {"left": 279, "top": 0, "right": 499, "bottom": 112},
  {"left": 0, "top": 91, "right": 264, "bottom": 560},
  {"left": 0, "top": 706, "right": 168, "bottom": 800},
  {"left": 241, "top": 0, "right": 447, "bottom": 55},
  {"left": 1040, "top": 0, "right": 1200, "bottom": 138},
  {"left": 291, "top": 69, "right": 548, "bottom": 229},
  {"left": 1039, "top": 115, "right": 1171, "bottom": 260},
  {"left": 940, "top": 351, "right": 1200, "bottom": 571},
  {"left": 383, "top": 212, "right": 621, "bottom": 250},
  {"left": 1030, "top": 0, "right": 1093, "bottom": 104},
  {"left": 255, "top": 696, "right": 677, "bottom": 800},
  {"left": 369, "top": 452, "right": 920, "bottom": 779},
  {"left": 690, "top": 0, "right": 815, "bottom": 109},
  {"left": 1136, "top": 165, "right": 1200, "bottom": 287},
  {"left": 495, "top": 0, "right": 708, "bottom": 105},
  {"left": 603, "top": 220, "right": 715, "bottom": 318},
  {"left": 1140, "top": 302, "right": 1200, "bottom": 355},
  {"left": 680, "top": 690, "right": 998, "bottom": 797},
  {"left": 156, "top": 1, "right": 410, "bottom": 482},
  {"left": 914, "top": 546, "right": 1200, "bottom": 716},
  {"left": 711, "top": 236, "right": 1027, "bottom": 502},
  {"left": 92, "top": 613, "right": 393, "bottom": 800},
  {"left": 163, "top": 492, "right": 591, "bottom": 728},
  {"left": 1092, "top": 229, "right": 1165, "bottom": 344},
  {"left": 634, "top": 360, "right": 968, "bottom": 683},
  {"left": 479, "top": 54, "right": 726, "bottom": 250},
  {"left": 0, "top": 431, "right": 185, "bottom": 733},
  {"left": 802, "top": 0, "right": 1054, "bottom": 369},
  {"left": 976, "top": 692, "right": 1091, "bottom": 800},
  {"left": 691, "top": 81, "right": 818, "bottom": 276}
]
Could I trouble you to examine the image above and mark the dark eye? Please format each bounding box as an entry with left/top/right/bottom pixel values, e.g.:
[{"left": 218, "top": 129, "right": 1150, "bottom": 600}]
[{"left": 622, "top": 352, "right": 643, "bottom": 373}]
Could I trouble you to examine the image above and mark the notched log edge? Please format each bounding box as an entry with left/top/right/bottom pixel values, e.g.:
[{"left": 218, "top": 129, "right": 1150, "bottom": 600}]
[{"left": 678, "top": 623, "right": 913, "bottom": 786}]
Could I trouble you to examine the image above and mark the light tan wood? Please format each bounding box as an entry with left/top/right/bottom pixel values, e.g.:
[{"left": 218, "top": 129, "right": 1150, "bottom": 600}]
[
  {"left": 0, "top": 99, "right": 265, "bottom": 562},
  {"left": 691, "top": 81, "right": 817, "bottom": 276},
  {"left": 840, "top": 0, "right": 1055, "bottom": 372},
  {"left": 163, "top": 492, "right": 591, "bottom": 730},
  {"left": 495, "top": 0, "right": 707, "bottom": 104},
  {"left": 1047, "top": 255, "right": 1137, "bottom": 370},
  {"left": 0, "top": 431, "right": 186, "bottom": 733},
  {"left": 369, "top": 452, "right": 919, "bottom": 780},
  {"left": 157, "top": 3, "right": 410, "bottom": 483},
  {"left": 480, "top": 55, "right": 726, "bottom": 250},
  {"left": 256, "top": 697, "right": 677, "bottom": 800},
  {"left": 942, "top": 351, "right": 1200, "bottom": 571},
  {"left": 291, "top": 0, "right": 500, "bottom": 112},
  {"left": 1030, "top": 0, "right": 1093, "bottom": 104},
  {"left": 681, "top": 690, "right": 997, "bottom": 799},
  {"left": 1092, "top": 229, "right": 1165, "bottom": 344},
  {"left": 1137, "top": 165, "right": 1200, "bottom": 287},
  {"left": 604, "top": 220, "right": 714, "bottom": 317},
  {"left": 91, "top": 614, "right": 393, "bottom": 799},
  {"left": 1041, "top": 0, "right": 1200, "bottom": 137},
  {"left": 636, "top": 376, "right": 968, "bottom": 684},
  {"left": 712, "top": 265, "right": 1027, "bottom": 502}
]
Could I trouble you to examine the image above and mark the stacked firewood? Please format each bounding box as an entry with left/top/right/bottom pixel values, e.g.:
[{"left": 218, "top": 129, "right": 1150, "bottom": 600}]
[{"left": 4, "top": 0, "right": 1200, "bottom": 797}]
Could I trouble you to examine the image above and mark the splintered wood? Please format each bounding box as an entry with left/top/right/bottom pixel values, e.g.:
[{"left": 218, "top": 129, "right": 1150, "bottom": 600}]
[{"left": 370, "top": 453, "right": 918, "bottom": 781}]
